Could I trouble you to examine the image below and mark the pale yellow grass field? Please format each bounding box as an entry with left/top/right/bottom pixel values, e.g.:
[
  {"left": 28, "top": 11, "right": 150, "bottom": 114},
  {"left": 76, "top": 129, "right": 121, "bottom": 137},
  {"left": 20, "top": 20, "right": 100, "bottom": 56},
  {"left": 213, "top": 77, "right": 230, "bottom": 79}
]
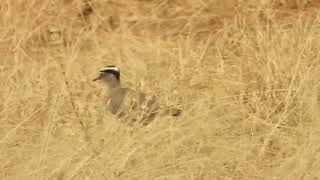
[{"left": 1, "top": 0, "right": 320, "bottom": 179}]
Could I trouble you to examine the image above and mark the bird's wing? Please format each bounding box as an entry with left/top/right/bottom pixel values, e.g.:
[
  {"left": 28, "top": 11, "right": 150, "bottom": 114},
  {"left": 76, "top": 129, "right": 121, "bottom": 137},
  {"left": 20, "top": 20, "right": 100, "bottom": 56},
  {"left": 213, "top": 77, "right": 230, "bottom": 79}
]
[{"left": 115, "top": 88, "right": 159, "bottom": 124}]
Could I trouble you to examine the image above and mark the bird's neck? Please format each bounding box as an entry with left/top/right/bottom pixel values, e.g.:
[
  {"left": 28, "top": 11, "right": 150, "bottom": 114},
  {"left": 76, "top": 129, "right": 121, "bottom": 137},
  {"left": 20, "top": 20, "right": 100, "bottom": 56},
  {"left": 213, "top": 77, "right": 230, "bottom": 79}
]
[{"left": 106, "top": 80, "right": 121, "bottom": 92}]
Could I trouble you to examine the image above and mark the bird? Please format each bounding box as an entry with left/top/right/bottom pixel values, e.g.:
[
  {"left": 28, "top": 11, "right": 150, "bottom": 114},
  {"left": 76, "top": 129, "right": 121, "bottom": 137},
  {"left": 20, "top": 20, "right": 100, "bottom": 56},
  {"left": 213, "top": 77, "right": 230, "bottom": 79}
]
[{"left": 93, "top": 65, "right": 182, "bottom": 125}]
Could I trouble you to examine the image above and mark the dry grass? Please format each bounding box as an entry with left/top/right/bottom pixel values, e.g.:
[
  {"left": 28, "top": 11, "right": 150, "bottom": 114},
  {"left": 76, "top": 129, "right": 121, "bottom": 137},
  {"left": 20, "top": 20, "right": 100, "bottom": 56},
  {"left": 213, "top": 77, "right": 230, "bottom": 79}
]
[{"left": 1, "top": 0, "right": 320, "bottom": 179}]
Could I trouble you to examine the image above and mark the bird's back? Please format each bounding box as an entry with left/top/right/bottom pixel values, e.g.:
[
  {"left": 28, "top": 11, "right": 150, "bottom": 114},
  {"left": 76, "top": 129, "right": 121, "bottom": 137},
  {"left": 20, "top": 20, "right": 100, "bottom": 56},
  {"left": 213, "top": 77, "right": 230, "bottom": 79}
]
[{"left": 106, "top": 88, "right": 159, "bottom": 124}]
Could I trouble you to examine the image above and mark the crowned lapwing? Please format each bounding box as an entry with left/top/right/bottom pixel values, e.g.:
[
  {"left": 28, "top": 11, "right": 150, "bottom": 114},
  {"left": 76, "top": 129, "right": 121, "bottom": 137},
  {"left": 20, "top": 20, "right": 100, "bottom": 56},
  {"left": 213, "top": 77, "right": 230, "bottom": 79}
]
[{"left": 93, "top": 66, "right": 181, "bottom": 125}]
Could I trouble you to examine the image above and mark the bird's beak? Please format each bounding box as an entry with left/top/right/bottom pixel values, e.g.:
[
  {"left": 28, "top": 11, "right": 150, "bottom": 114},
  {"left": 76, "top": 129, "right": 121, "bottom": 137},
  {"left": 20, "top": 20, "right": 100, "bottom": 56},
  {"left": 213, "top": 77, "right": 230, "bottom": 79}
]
[{"left": 93, "top": 74, "right": 103, "bottom": 81}]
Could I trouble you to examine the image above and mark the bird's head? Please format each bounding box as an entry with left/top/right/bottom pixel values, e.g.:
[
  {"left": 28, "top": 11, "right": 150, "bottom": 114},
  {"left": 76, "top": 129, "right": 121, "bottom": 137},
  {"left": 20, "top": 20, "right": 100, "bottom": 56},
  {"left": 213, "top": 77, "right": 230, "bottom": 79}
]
[{"left": 93, "top": 66, "right": 120, "bottom": 87}]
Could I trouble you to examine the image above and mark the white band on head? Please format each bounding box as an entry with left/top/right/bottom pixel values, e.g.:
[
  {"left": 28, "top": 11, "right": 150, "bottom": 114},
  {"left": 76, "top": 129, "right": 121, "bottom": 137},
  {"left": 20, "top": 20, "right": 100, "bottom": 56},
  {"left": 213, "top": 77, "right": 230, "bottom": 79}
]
[{"left": 100, "top": 66, "right": 119, "bottom": 72}]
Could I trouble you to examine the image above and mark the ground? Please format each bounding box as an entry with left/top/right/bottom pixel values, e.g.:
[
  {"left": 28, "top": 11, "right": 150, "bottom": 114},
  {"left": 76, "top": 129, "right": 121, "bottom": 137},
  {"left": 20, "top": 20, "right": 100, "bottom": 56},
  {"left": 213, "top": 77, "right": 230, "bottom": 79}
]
[{"left": 1, "top": 0, "right": 320, "bottom": 179}]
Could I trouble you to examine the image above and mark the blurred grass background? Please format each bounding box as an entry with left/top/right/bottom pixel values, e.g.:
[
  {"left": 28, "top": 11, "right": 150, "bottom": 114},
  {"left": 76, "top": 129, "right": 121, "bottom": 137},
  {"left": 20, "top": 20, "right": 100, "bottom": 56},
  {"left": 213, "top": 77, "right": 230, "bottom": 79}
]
[{"left": 1, "top": 0, "right": 320, "bottom": 179}]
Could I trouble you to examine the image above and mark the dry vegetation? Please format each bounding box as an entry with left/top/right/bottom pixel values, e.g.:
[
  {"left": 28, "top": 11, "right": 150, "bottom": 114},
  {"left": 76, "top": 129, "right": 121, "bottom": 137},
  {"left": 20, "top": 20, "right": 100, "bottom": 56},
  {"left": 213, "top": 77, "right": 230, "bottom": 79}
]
[{"left": 1, "top": 0, "right": 320, "bottom": 179}]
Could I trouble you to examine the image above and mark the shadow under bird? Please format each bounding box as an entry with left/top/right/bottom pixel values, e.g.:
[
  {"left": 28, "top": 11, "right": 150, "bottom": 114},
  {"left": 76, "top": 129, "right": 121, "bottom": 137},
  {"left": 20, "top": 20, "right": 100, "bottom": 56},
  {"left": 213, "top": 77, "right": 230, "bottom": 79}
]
[{"left": 93, "top": 66, "right": 182, "bottom": 125}]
